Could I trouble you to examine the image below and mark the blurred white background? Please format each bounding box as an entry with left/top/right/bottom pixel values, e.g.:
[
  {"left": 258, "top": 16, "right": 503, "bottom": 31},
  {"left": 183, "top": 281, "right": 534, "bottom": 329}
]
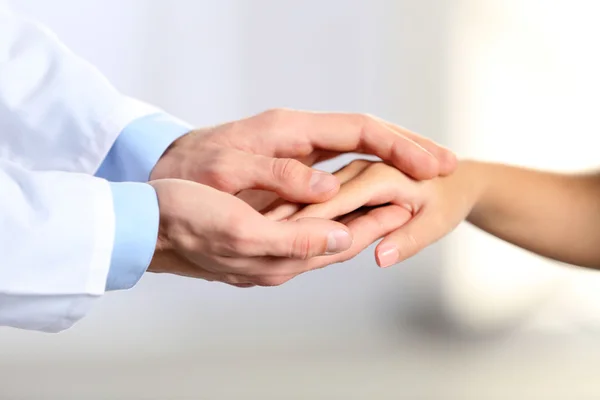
[{"left": 2, "top": 0, "right": 600, "bottom": 399}]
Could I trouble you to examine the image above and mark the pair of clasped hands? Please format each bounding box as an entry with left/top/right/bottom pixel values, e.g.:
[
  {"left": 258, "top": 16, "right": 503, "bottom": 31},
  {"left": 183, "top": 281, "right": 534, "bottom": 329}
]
[{"left": 148, "top": 109, "right": 461, "bottom": 288}]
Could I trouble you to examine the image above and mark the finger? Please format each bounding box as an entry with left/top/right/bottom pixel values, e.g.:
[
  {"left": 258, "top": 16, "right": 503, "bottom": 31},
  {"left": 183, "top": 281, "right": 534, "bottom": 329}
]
[
  {"left": 375, "top": 210, "right": 442, "bottom": 268},
  {"left": 268, "top": 205, "right": 412, "bottom": 275},
  {"left": 336, "top": 205, "right": 392, "bottom": 225},
  {"left": 223, "top": 206, "right": 409, "bottom": 278},
  {"left": 330, "top": 158, "right": 372, "bottom": 183},
  {"left": 323, "top": 205, "right": 413, "bottom": 266},
  {"left": 287, "top": 168, "right": 384, "bottom": 222},
  {"left": 336, "top": 207, "right": 370, "bottom": 225},
  {"left": 243, "top": 154, "right": 341, "bottom": 203},
  {"left": 378, "top": 119, "right": 458, "bottom": 176},
  {"left": 263, "top": 159, "right": 370, "bottom": 221},
  {"left": 258, "top": 217, "right": 353, "bottom": 259},
  {"left": 263, "top": 200, "right": 302, "bottom": 221},
  {"left": 288, "top": 111, "right": 440, "bottom": 180}
]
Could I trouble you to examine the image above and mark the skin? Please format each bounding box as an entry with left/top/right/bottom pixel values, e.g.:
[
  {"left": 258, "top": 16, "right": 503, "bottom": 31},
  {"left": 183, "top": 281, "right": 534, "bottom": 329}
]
[
  {"left": 269, "top": 159, "right": 600, "bottom": 270},
  {"left": 147, "top": 178, "right": 411, "bottom": 287},
  {"left": 146, "top": 109, "right": 456, "bottom": 286}
]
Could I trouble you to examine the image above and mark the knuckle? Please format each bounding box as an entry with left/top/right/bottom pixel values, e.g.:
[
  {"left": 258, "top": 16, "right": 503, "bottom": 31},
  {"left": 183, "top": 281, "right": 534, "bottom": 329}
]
[
  {"left": 290, "top": 233, "right": 313, "bottom": 260},
  {"left": 348, "top": 113, "right": 375, "bottom": 142},
  {"left": 362, "top": 112, "right": 377, "bottom": 121},
  {"left": 261, "top": 108, "right": 289, "bottom": 122},
  {"left": 226, "top": 213, "right": 247, "bottom": 235},
  {"left": 355, "top": 112, "right": 373, "bottom": 127},
  {"left": 202, "top": 166, "right": 225, "bottom": 186},
  {"left": 218, "top": 219, "right": 255, "bottom": 256},
  {"left": 231, "top": 225, "right": 254, "bottom": 249},
  {"left": 198, "top": 151, "right": 237, "bottom": 192},
  {"left": 271, "top": 158, "right": 305, "bottom": 182}
]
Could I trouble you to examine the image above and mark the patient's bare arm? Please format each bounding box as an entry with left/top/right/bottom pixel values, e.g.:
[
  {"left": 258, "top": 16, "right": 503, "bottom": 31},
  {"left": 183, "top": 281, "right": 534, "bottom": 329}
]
[{"left": 270, "top": 159, "right": 600, "bottom": 269}]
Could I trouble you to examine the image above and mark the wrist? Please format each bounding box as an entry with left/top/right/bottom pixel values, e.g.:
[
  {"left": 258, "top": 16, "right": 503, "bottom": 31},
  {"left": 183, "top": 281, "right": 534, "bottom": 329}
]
[
  {"left": 149, "top": 133, "right": 186, "bottom": 181},
  {"left": 147, "top": 180, "right": 177, "bottom": 273},
  {"left": 455, "top": 160, "right": 490, "bottom": 221},
  {"left": 149, "top": 128, "right": 205, "bottom": 181}
]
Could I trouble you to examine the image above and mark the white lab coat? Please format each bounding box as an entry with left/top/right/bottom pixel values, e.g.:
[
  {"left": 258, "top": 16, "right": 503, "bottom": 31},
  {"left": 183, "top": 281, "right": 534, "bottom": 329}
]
[{"left": 0, "top": 4, "right": 160, "bottom": 332}]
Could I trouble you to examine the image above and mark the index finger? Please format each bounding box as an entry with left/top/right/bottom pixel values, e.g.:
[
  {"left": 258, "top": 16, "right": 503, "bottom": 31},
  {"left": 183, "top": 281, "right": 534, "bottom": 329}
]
[
  {"left": 285, "top": 111, "right": 442, "bottom": 180},
  {"left": 255, "top": 204, "right": 412, "bottom": 277},
  {"left": 375, "top": 117, "right": 458, "bottom": 176},
  {"left": 305, "top": 205, "right": 412, "bottom": 271}
]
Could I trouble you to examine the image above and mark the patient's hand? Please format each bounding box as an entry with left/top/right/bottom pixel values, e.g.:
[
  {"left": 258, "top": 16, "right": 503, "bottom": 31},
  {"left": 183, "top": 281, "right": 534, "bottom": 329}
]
[
  {"left": 265, "top": 159, "right": 477, "bottom": 267},
  {"left": 235, "top": 179, "right": 413, "bottom": 276}
]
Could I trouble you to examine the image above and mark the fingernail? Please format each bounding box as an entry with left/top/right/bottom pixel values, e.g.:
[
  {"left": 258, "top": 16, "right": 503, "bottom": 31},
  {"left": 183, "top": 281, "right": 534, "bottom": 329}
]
[
  {"left": 377, "top": 245, "right": 399, "bottom": 268},
  {"left": 326, "top": 230, "right": 353, "bottom": 254},
  {"left": 310, "top": 172, "right": 338, "bottom": 194}
]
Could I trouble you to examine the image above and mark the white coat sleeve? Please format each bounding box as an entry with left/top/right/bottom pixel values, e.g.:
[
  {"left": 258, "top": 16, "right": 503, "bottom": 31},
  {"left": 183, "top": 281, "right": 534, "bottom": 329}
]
[
  {"left": 0, "top": 160, "right": 115, "bottom": 332},
  {"left": 0, "top": 3, "right": 161, "bottom": 174}
]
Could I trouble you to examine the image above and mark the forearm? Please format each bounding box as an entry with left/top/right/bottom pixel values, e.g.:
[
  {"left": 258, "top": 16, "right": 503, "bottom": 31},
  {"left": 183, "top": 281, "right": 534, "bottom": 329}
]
[
  {"left": 0, "top": 5, "right": 187, "bottom": 177},
  {"left": 0, "top": 160, "right": 158, "bottom": 332},
  {"left": 0, "top": 161, "right": 112, "bottom": 332},
  {"left": 461, "top": 160, "right": 600, "bottom": 268}
]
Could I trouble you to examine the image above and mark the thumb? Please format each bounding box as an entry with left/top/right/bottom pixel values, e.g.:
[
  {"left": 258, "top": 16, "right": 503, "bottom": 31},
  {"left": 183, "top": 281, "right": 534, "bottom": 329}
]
[
  {"left": 241, "top": 154, "right": 340, "bottom": 203},
  {"left": 259, "top": 217, "right": 353, "bottom": 260},
  {"left": 375, "top": 213, "right": 436, "bottom": 268}
]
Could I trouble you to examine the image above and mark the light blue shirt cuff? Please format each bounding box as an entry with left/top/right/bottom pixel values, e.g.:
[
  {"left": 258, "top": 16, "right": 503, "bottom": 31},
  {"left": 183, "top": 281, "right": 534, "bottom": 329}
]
[
  {"left": 96, "top": 113, "right": 192, "bottom": 182},
  {"left": 106, "top": 182, "right": 159, "bottom": 291}
]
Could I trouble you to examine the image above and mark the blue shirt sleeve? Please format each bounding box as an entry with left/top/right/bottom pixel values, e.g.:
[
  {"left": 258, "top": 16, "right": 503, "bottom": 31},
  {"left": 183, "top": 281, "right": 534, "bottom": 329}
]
[
  {"left": 96, "top": 113, "right": 192, "bottom": 182},
  {"left": 105, "top": 181, "right": 160, "bottom": 291}
]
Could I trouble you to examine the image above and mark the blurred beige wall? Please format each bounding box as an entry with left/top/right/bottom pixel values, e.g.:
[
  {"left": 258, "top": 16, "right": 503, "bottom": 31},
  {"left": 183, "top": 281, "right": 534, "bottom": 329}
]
[{"left": 444, "top": 0, "right": 600, "bottom": 334}]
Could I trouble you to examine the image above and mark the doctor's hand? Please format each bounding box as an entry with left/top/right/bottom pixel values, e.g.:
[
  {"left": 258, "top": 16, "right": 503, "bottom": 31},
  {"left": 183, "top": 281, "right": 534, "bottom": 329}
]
[
  {"left": 147, "top": 179, "right": 359, "bottom": 287},
  {"left": 150, "top": 109, "right": 457, "bottom": 210},
  {"left": 265, "top": 160, "right": 477, "bottom": 268}
]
